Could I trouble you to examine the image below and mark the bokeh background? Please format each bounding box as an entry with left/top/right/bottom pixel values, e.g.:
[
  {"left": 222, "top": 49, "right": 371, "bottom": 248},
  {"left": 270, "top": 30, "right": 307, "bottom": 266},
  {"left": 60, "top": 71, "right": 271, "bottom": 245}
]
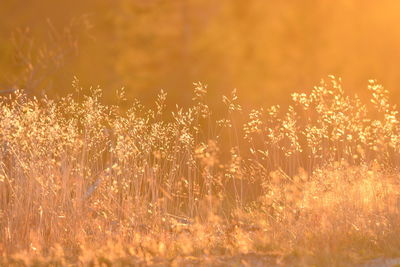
[{"left": 1, "top": 0, "right": 399, "bottom": 108}]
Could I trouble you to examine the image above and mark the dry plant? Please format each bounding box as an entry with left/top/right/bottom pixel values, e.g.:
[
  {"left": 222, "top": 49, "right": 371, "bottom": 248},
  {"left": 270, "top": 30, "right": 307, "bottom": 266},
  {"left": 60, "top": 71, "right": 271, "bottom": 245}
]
[
  {"left": 0, "top": 76, "right": 399, "bottom": 266},
  {"left": 3, "top": 17, "right": 92, "bottom": 94}
]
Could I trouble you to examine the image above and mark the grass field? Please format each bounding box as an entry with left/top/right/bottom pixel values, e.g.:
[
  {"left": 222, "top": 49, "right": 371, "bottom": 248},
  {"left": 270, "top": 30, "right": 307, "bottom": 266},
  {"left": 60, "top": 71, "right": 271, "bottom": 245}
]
[{"left": 1, "top": 76, "right": 400, "bottom": 266}]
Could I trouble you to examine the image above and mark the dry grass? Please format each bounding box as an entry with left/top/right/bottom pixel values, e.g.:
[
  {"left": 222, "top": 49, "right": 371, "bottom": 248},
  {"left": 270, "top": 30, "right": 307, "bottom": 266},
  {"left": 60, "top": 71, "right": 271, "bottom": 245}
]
[{"left": 0, "top": 76, "right": 399, "bottom": 266}]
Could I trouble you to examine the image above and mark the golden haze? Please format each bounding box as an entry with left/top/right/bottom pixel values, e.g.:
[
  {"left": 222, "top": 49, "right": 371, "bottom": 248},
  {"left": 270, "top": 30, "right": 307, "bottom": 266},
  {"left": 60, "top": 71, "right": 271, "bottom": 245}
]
[
  {"left": 1, "top": 1, "right": 400, "bottom": 266},
  {"left": 1, "top": 1, "right": 400, "bottom": 106}
]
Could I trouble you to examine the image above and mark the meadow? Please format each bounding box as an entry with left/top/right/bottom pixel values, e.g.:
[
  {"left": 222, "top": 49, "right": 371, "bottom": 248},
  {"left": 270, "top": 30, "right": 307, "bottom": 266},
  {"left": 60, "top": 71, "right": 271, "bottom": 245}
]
[{"left": 0, "top": 76, "right": 399, "bottom": 266}]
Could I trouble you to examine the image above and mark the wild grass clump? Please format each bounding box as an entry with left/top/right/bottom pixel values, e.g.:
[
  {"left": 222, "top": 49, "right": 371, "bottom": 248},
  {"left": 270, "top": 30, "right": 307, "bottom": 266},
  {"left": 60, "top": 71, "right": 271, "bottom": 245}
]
[{"left": 0, "top": 76, "right": 399, "bottom": 266}]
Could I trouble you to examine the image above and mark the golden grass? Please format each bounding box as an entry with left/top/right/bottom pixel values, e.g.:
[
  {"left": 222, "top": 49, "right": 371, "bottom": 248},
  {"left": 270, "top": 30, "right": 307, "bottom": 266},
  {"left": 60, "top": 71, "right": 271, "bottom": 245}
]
[{"left": 0, "top": 76, "right": 399, "bottom": 266}]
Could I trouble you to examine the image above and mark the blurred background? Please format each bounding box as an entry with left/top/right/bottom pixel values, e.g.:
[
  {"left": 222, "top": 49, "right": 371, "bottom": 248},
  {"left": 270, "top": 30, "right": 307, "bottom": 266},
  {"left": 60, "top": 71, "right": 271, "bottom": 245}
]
[{"left": 0, "top": 0, "right": 399, "bottom": 108}]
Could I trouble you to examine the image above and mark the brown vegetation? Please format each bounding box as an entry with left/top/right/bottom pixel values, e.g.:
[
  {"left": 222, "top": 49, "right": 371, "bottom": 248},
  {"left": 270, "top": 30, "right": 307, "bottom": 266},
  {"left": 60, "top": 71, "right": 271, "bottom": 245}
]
[{"left": 0, "top": 77, "right": 399, "bottom": 266}]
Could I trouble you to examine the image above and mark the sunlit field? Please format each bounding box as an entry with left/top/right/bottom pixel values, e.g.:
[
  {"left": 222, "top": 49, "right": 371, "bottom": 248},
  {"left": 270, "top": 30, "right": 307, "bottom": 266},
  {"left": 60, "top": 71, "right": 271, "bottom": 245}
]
[
  {"left": 1, "top": 1, "right": 400, "bottom": 266},
  {"left": 0, "top": 77, "right": 399, "bottom": 266}
]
